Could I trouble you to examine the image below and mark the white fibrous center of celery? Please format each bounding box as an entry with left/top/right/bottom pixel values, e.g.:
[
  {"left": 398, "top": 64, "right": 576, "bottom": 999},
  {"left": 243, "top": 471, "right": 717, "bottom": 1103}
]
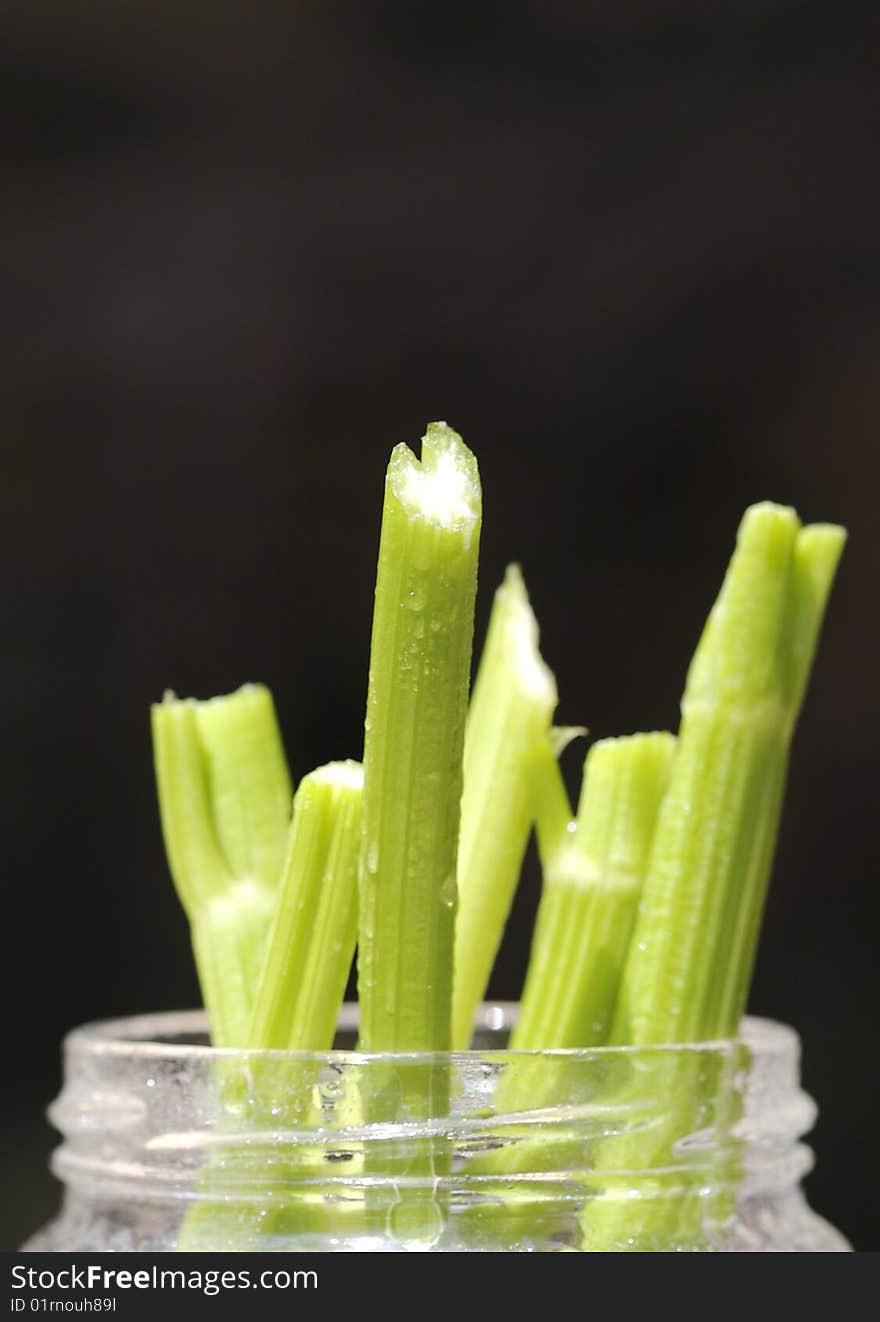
[
  {"left": 402, "top": 450, "right": 475, "bottom": 525},
  {"left": 310, "top": 761, "right": 364, "bottom": 789}
]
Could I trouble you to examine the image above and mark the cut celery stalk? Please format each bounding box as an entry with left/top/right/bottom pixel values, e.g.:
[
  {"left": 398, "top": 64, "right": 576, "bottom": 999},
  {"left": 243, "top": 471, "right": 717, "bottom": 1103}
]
[
  {"left": 452, "top": 565, "right": 557, "bottom": 1049},
  {"left": 514, "top": 732, "right": 675, "bottom": 1049},
  {"left": 581, "top": 505, "right": 845, "bottom": 1252},
  {"left": 151, "top": 685, "right": 292, "bottom": 1047},
  {"left": 469, "top": 732, "right": 673, "bottom": 1204},
  {"left": 610, "top": 505, "right": 846, "bottom": 1046},
  {"left": 711, "top": 522, "right": 847, "bottom": 1034},
  {"left": 358, "top": 423, "right": 482, "bottom": 1053},
  {"left": 249, "top": 761, "right": 363, "bottom": 1050},
  {"left": 179, "top": 761, "right": 366, "bottom": 1252}
]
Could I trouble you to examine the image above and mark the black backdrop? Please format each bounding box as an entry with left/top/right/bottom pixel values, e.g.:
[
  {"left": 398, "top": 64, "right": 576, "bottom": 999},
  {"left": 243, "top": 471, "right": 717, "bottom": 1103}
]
[{"left": 3, "top": 3, "right": 878, "bottom": 1250}]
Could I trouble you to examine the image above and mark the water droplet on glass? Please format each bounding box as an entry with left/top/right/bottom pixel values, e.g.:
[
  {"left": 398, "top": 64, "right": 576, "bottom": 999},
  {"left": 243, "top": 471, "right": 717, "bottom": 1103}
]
[
  {"left": 388, "top": 1197, "right": 444, "bottom": 1249},
  {"left": 318, "top": 1067, "right": 343, "bottom": 1107},
  {"left": 219, "top": 1065, "right": 255, "bottom": 1117}
]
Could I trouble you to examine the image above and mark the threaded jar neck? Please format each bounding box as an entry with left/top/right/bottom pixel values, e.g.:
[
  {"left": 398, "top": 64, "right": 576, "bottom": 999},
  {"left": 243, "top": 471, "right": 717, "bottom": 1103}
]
[{"left": 46, "top": 1006, "right": 818, "bottom": 1251}]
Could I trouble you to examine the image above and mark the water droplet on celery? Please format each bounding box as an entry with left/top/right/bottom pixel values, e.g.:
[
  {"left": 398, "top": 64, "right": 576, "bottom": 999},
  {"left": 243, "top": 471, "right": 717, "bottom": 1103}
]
[{"left": 440, "top": 874, "right": 457, "bottom": 908}]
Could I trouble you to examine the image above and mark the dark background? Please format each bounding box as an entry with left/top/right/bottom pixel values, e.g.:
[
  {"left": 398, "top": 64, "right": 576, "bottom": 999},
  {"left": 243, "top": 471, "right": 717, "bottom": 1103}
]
[{"left": 2, "top": 2, "right": 877, "bottom": 1250}]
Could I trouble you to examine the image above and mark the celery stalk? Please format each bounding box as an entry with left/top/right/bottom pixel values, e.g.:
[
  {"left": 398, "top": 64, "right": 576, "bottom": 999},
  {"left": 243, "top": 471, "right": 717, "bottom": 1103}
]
[
  {"left": 610, "top": 504, "right": 846, "bottom": 1047},
  {"left": 355, "top": 423, "right": 480, "bottom": 1248},
  {"left": 711, "top": 522, "right": 847, "bottom": 1033},
  {"left": 470, "top": 732, "right": 672, "bottom": 1211},
  {"left": 249, "top": 761, "right": 363, "bottom": 1050},
  {"left": 514, "top": 732, "right": 675, "bottom": 1050},
  {"left": 151, "top": 685, "right": 292, "bottom": 1047},
  {"left": 179, "top": 762, "right": 365, "bottom": 1252},
  {"left": 581, "top": 504, "right": 845, "bottom": 1251},
  {"left": 452, "top": 565, "right": 557, "bottom": 1049},
  {"left": 358, "top": 422, "right": 482, "bottom": 1053}
]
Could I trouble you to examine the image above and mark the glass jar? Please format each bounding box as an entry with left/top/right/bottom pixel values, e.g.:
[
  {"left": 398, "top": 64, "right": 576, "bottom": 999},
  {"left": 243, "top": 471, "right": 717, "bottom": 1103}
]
[{"left": 24, "top": 1005, "right": 848, "bottom": 1252}]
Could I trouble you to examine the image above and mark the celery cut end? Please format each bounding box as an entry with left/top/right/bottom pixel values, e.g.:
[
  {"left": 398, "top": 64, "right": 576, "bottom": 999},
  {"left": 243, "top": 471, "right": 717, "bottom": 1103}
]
[
  {"left": 389, "top": 423, "right": 481, "bottom": 529},
  {"left": 308, "top": 759, "right": 364, "bottom": 790}
]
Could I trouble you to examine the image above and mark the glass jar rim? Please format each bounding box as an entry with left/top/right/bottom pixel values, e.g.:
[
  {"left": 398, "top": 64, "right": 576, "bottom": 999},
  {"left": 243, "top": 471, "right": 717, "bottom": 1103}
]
[
  {"left": 46, "top": 1004, "right": 817, "bottom": 1220},
  {"left": 62, "top": 1003, "right": 799, "bottom": 1065}
]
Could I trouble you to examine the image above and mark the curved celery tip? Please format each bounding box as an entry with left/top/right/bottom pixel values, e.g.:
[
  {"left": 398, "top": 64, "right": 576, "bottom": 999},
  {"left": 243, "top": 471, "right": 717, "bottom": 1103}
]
[
  {"left": 452, "top": 564, "right": 558, "bottom": 1048},
  {"left": 513, "top": 731, "right": 675, "bottom": 1050},
  {"left": 249, "top": 760, "right": 363, "bottom": 1051},
  {"left": 548, "top": 724, "right": 588, "bottom": 758},
  {"left": 359, "top": 423, "right": 481, "bottom": 1054},
  {"left": 151, "top": 684, "right": 292, "bottom": 1046}
]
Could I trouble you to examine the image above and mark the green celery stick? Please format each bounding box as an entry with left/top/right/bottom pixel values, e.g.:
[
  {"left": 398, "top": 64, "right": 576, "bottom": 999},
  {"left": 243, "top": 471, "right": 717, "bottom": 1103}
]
[
  {"left": 180, "top": 761, "right": 364, "bottom": 1252},
  {"left": 358, "top": 422, "right": 482, "bottom": 1053},
  {"left": 581, "top": 504, "right": 845, "bottom": 1251},
  {"left": 151, "top": 685, "right": 292, "bottom": 1047},
  {"left": 709, "top": 522, "right": 847, "bottom": 1034},
  {"left": 452, "top": 564, "right": 557, "bottom": 1049},
  {"left": 249, "top": 761, "right": 363, "bottom": 1050},
  {"left": 465, "top": 732, "right": 673, "bottom": 1212},
  {"left": 610, "top": 504, "right": 846, "bottom": 1047},
  {"left": 513, "top": 731, "right": 675, "bottom": 1050}
]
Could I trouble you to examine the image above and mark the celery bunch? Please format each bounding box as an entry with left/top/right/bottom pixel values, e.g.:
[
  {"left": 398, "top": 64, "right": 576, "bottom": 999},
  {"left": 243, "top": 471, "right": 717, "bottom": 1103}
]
[{"left": 151, "top": 426, "right": 844, "bottom": 1253}]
